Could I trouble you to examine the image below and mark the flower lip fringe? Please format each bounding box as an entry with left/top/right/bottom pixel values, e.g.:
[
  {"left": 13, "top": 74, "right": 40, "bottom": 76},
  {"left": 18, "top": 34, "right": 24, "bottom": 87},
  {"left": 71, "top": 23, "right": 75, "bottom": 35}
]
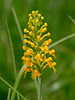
[{"left": 22, "top": 10, "right": 56, "bottom": 79}]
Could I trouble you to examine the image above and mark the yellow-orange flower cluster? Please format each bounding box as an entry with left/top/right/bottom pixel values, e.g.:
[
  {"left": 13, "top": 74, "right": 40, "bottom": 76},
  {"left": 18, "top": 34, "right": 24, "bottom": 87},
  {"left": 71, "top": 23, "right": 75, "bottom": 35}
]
[{"left": 22, "top": 10, "right": 56, "bottom": 79}]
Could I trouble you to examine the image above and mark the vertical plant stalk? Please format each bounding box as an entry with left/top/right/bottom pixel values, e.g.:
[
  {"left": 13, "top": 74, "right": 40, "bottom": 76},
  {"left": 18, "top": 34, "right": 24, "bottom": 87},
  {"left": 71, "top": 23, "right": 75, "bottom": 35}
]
[
  {"left": 17, "top": 92, "right": 20, "bottom": 100},
  {"left": 5, "top": 19, "right": 17, "bottom": 79},
  {"left": 10, "top": 66, "right": 24, "bottom": 100},
  {"left": 38, "top": 77, "right": 42, "bottom": 100},
  {"left": 11, "top": 7, "right": 24, "bottom": 45},
  {"left": 7, "top": 88, "right": 11, "bottom": 100},
  {"left": 6, "top": 19, "right": 22, "bottom": 99}
]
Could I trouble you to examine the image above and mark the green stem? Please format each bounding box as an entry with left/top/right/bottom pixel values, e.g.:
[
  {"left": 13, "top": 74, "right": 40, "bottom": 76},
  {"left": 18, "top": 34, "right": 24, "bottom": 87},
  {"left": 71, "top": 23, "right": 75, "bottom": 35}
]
[
  {"left": 17, "top": 92, "right": 20, "bottom": 100},
  {"left": 10, "top": 66, "right": 25, "bottom": 100},
  {"left": 49, "top": 33, "right": 75, "bottom": 49},
  {"left": 11, "top": 7, "right": 24, "bottom": 45},
  {"left": 38, "top": 76, "right": 42, "bottom": 100},
  {"left": 5, "top": 19, "right": 20, "bottom": 100},
  {"left": 68, "top": 15, "right": 75, "bottom": 24},
  {"left": 7, "top": 88, "right": 11, "bottom": 100},
  {"left": 5, "top": 19, "right": 17, "bottom": 79}
]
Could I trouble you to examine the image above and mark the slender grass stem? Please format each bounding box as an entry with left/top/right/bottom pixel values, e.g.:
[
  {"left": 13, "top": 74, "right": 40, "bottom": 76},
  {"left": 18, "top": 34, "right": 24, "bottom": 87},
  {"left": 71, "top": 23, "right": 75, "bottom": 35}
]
[
  {"left": 38, "top": 77, "right": 42, "bottom": 100},
  {"left": 5, "top": 19, "right": 17, "bottom": 79},
  {"left": 34, "top": 78, "right": 38, "bottom": 92},
  {"left": 7, "top": 88, "right": 11, "bottom": 100},
  {"left": 0, "top": 76, "right": 27, "bottom": 100},
  {"left": 49, "top": 33, "right": 75, "bottom": 49},
  {"left": 10, "top": 66, "right": 25, "bottom": 100},
  {"left": 68, "top": 15, "right": 75, "bottom": 24},
  {"left": 11, "top": 7, "right": 24, "bottom": 45},
  {"left": 17, "top": 93, "right": 20, "bottom": 100}
]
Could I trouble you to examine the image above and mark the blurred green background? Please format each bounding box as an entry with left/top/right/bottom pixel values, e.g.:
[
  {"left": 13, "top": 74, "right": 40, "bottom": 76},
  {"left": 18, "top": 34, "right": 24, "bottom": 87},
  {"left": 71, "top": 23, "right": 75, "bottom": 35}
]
[{"left": 0, "top": 0, "right": 75, "bottom": 100}]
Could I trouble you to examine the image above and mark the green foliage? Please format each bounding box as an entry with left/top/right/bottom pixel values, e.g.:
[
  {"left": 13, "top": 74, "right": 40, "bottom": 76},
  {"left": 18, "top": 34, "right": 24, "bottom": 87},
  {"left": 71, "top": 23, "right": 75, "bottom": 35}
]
[{"left": 0, "top": 0, "right": 75, "bottom": 100}]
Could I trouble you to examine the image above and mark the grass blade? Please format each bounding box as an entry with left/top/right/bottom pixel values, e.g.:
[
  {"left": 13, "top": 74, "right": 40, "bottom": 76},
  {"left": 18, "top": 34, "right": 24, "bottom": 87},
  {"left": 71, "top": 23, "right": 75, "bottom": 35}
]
[
  {"left": 10, "top": 66, "right": 25, "bottom": 100},
  {"left": 5, "top": 19, "right": 23, "bottom": 100},
  {"left": 7, "top": 88, "right": 11, "bottom": 100},
  {"left": 5, "top": 19, "right": 17, "bottom": 79},
  {"left": 17, "top": 93, "right": 20, "bottom": 100},
  {"left": 49, "top": 33, "right": 75, "bottom": 49},
  {"left": 0, "top": 76, "right": 27, "bottom": 100},
  {"left": 11, "top": 7, "right": 24, "bottom": 45},
  {"left": 68, "top": 15, "right": 75, "bottom": 24}
]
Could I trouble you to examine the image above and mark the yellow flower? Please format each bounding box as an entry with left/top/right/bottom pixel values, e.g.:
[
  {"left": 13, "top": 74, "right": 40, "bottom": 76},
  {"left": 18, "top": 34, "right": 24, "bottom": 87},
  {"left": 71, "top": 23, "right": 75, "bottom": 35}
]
[
  {"left": 27, "top": 62, "right": 33, "bottom": 67},
  {"left": 48, "top": 39, "right": 52, "bottom": 43},
  {"left": 47, "top": 32, "right": 50, "bottom": 37},
  {"left": 28, "top": 25, "right": 31, "bottom": 28},
  {"left": 24, "top": 34, "right": 27, "bottom": 38},
  {"left": 37, "top": 36, "right": 40, "bottom": 40},
  {"left": 22, "top": 10, "right": 56, "bottom": 79},
  {"left": 27, "top": 49, "right": 31, "bottom": 54},
  {"left": 23, "top": 67, "right": 33, "bottom": 78},
  {"left": 41, "top": 46, "right": 49, "bottom": 51},
  {"left": 49, "top": 49, "right": 55, "bottom": 55},
  {"left": 44, "top": 23, "right": 47, "bottom": 26},
  {"left": 29, "top": 17, "right": 32, "bottom": 20},
  {"left": 45, "top": 42, "right": 49, "bottom": 46},
  {"left": 27, "top": 40, "right": 31, "bottom": 44},
  {"left": 24, "top": 39, "right": 27, "bottom": 43},
  {"left": 31, "top": 43, "right": 35, "bottom": 47},
  {"left": 35, "top": 54, "right": 41, "bottom": 62},
  {"left": 42, "top": 28, "right": 47, "bottom": 33},
  {"left": 47, "top": 57, "right": 52, "bottom": 62},
  {"left": 36, "top": 10, "right": 38, "bottom": 13},
  {"left": 28, "top": 14, "right": 31, "bottom": 17},
  {"left": 24, "top": 28, "right": 28, "bottom": 32},
  {"left": 31, "top": 70, "right": 41, "bottom": 79},
  {"left": 41, "top": 16, "right": 44, "bottom": 20},
  {"left": 29, "top": 31, "right": 33, "bottom": 36},
  {"left": 52, "top": 62, "right": 56, "bottom": 66},
  {"left": 35, "top": 19, "right": 39, "bottom": 23},
  {"left": 30, "top": 49, "right": 33, "bottom": 53},
  {"left": 38, "top": 14, "right": 41, "bottom": 17},
  {"left": 32, "top": 11, "right": 35, "bottom": 14},
  {"left": 22, "top": 56, "right": 25, "bottom": 60},
  {"left": 31, "top": 26, "right": 35, "bottom": 30},
  {"left": 22, "top": 46, "right": 26, "bottom": 50},
  {"left": 51, "top": 62, "right": 56, "bottom": 73}
]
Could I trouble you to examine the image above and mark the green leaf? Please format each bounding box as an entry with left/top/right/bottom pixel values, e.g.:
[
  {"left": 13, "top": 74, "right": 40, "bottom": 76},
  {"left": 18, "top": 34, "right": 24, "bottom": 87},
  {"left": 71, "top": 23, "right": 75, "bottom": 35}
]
[
  {"left": 0, "top": 76, "right": 27, "bottom": 100},
  {"left": 49, "top": 33, "right": 75, "bottom": 49}
]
